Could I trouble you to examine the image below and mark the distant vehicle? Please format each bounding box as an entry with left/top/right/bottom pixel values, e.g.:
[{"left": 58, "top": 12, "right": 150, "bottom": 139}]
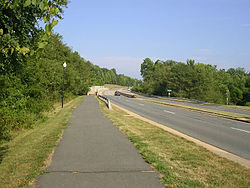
[
  {"left": 114, "top": 91, "right": 120, "bottom": 96},
  {"left": 128, "top": 88, "right": 131, "bottom": 91}
]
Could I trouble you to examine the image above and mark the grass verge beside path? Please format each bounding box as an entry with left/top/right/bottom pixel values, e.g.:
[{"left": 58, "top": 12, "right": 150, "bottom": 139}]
[
  {"left": 99, "top": 100, "right": 250, "bottom": 187},
  {"left": 136, "top": 98, "right": 250, "bottom": 122},
  {"left": 0, "top": 96, "right": 84, "bottom": 188}
]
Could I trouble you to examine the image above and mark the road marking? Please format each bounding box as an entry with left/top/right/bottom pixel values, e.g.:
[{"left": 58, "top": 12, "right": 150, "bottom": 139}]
[
  {"left": 231, "top": 127, "right": 250, "bottom": 134},
  {"left": 138, "top": 103, "right": 145, "bottom": 106},
  {"left": 164, "top": 110, "right": 175, "bottom": 114}
]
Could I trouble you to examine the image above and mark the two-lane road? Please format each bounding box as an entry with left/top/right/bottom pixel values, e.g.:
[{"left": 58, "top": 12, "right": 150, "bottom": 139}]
[
  {"left": 104, "top": 92, "right": 250, "bottom": 161},
  {"left": 137, "top": 95, "right": 250, "bottom": 116}
]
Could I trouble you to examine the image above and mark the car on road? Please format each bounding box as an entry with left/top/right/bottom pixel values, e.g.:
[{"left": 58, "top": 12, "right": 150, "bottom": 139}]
[{"left": 114, "top": 91, "right": 120, "bottom": 96}]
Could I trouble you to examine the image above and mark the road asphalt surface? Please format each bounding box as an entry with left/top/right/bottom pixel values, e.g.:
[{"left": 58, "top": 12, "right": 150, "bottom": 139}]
[
  {"left": 137, "top": 95, "right": 250, "bottom": 116},
  {"left": 35, "top": 96, "right": 164, "bottom": 188},
  {"left": 118, "top": 90, "right": 250, "bottom": 116},
  {"left": 119, "top": 88, "right": 250, "bottom": 116},
  {"left": 104, "top": 93, "right": 250, "bottom": 161}
]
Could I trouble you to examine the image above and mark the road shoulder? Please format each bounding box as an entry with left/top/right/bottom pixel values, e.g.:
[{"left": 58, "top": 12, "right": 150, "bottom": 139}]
[{"left": 111, "top": 102, "right": 250, "bottom": 169}]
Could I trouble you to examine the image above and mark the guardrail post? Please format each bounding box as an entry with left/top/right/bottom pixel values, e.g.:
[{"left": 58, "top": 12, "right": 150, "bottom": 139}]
[
  {"left": 108, "top": 99, "right": 112, "bottom": 109},
  {"left": 98, "top": 94, "right": 111, "bottom": 110}
]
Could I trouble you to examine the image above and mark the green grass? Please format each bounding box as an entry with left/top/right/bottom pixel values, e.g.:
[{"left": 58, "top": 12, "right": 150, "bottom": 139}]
[
  {"left": 0, "top": 96, "right": 84, "bottom": 188},
  {"left": 157, "top": 97, "right": 250, "bottom": 112},
  {"left": 99, "top": 100, "right": 250, "bottom": 188},
  {"left": 219, "top": 104, "right": 250, "bottom": 111},
  {"left": 136, "top": 98, "right": 250, "bottom": 121}
]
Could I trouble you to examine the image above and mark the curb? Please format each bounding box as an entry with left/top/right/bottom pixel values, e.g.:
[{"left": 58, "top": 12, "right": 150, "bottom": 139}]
[{"left": 111, "top": 102, "right": 250, "bottom": 169}]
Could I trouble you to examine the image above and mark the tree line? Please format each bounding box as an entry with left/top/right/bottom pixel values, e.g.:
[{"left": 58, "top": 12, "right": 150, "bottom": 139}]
[
  {"left": 0, "top": 0, "right": 139, "bottom": 141},
  {"left": 92, "top": 66, "right": 140, "bottom": 87},
  {"left": 0, "top": 33, "right": 139, "bottom": 141},
  {"left": 133, "top": 58, "right": 250, "bottom": 106}
]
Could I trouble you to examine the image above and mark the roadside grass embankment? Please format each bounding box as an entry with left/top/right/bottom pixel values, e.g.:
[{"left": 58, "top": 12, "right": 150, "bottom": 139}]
[
  {"left": 0, "top": 96, "right": 84, "bottom": 188},
  {"left": 99, "top": 100, "right": 250, "bottom": 187},
  {"left": 135, "top": 98, "right": 250, "bottom": 122}
]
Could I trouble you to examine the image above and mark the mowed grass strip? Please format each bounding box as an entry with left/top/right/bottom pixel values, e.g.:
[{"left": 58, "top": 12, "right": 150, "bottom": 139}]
[
  {"left": 157, "top": 96, "right": 250, "bottom": 112},
  {"left": 136, "top": 98, "right": 250, "bottom": 121},
  {"left": 99, "top": 100, "right": 250, "bottom": 188},
  {"left": 0, "top": 96, "right": 84, "bottom": 188},
  {"left": 134, "top": 91, "right": 250, "bottom": 112},
  {"left": 218, "top": 104, "right": 250, "bottom": 112}
]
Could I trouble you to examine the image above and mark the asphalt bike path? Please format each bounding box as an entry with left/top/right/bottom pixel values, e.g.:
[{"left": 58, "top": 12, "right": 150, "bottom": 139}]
[{"left": 35, "top": 96, "right": 164, "bottom": 188}]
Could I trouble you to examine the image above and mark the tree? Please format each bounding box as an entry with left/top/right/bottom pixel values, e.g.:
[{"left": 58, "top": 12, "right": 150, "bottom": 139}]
[
  {"left": 0, "top": 0, "right": 68, "bottom": 73},
  {"left": 141, "top": 58, "right": 154, "bottom": 82},
  {"left": 137, "top": 58, "right": 249, "bottom": 105}
]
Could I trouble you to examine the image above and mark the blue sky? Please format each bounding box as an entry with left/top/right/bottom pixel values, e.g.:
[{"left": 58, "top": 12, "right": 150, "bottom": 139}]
[{"left": 54, "top": 0, "right": 250, "bottom": 79}]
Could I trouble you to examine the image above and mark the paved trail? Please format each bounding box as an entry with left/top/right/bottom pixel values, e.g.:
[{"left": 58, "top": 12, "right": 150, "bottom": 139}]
[{"left": 35, "top": 96, "right": 164, "bottom": 188}]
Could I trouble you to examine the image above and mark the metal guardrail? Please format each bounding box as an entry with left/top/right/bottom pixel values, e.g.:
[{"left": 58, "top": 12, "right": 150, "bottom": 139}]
[{"left": 98, "top": 95, "right": 112, "bottom": 109}]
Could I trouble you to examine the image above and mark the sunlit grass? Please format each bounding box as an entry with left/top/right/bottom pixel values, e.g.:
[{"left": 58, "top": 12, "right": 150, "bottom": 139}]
[
  {"left": 99, "top": 99, "right": 250, "bottom": 187},
  {"left": 0, "top": 96, "right": 84, "bottom": 188},
  {"left": 157, "top": 97, "right": 250, "bottom": 111}
]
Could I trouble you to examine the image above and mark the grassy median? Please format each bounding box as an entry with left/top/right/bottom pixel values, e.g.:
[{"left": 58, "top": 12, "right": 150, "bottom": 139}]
[
  {"left": 136, "top": 98, "right": 250, "bottom": 121},
  {"left": 0, "top": 96, "right": 84, "bottom": 188},
  {"left": 99, "top": 100, "right": 250, "bottom": 187},
  {"left": 157, "top": 97, "right": 250, "bottom": 112}
]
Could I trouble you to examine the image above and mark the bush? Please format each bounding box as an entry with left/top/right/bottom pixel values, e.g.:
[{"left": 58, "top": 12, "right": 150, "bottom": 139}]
[{"left": 245, "top": 102, "right": 250, "bottom": 106}]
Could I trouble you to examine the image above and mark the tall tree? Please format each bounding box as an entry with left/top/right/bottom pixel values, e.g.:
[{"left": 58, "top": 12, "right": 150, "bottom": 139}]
[
  {"left": 0, "top": 0, "right": 68, "bottom": 73},
  {"left": 141, "top": 58, "right": 154, "bottom": 82},
  {"left": 135, "top": 58, "right": 249, "bottom": 105}
]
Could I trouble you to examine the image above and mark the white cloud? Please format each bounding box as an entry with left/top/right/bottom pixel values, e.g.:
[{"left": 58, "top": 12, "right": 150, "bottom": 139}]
[
  {"left": 241, "top": 24, "right": 250, "bottom": 27},
  {"left": 85, "top": 56, "right": 143, "bottom": 79},
  {"left": 240, "top": 50, "right": 250, "bottom": 55},
  {"left": 194, "top": 57, "right": 207, "bottom": 62}
]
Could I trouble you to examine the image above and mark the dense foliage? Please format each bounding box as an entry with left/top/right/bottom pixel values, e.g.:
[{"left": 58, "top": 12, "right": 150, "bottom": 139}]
[
  {"left": 133, "top": 58, "right": 250, "bottom": 106},
  {"left": 0, "top": 1, "right": 139, "bottom": 141},
  {"left": 0, "top": 33, "right": 139, "bottom": 141},
  {"left": 92, "top": 66, "right": 140, "bottom": 87},
  {"left": 0, "top": 0, "right": 67, "bottom": 141},
  {"left": 0, "top": 0, "right": 68, "bottom": 73}
]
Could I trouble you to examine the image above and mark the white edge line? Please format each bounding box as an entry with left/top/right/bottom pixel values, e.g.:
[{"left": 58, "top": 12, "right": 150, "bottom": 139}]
[
  {"left": 231, "top": 127, "right": 250, "bottom": 134},
  {"left": 110, "top": 102, "right": 250, "bottom": 169}
]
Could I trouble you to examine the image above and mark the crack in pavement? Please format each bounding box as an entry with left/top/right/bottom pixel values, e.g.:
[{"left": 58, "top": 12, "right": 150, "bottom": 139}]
[{"left": 46, "top": 170, "right": 155, "bottom": 174}]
